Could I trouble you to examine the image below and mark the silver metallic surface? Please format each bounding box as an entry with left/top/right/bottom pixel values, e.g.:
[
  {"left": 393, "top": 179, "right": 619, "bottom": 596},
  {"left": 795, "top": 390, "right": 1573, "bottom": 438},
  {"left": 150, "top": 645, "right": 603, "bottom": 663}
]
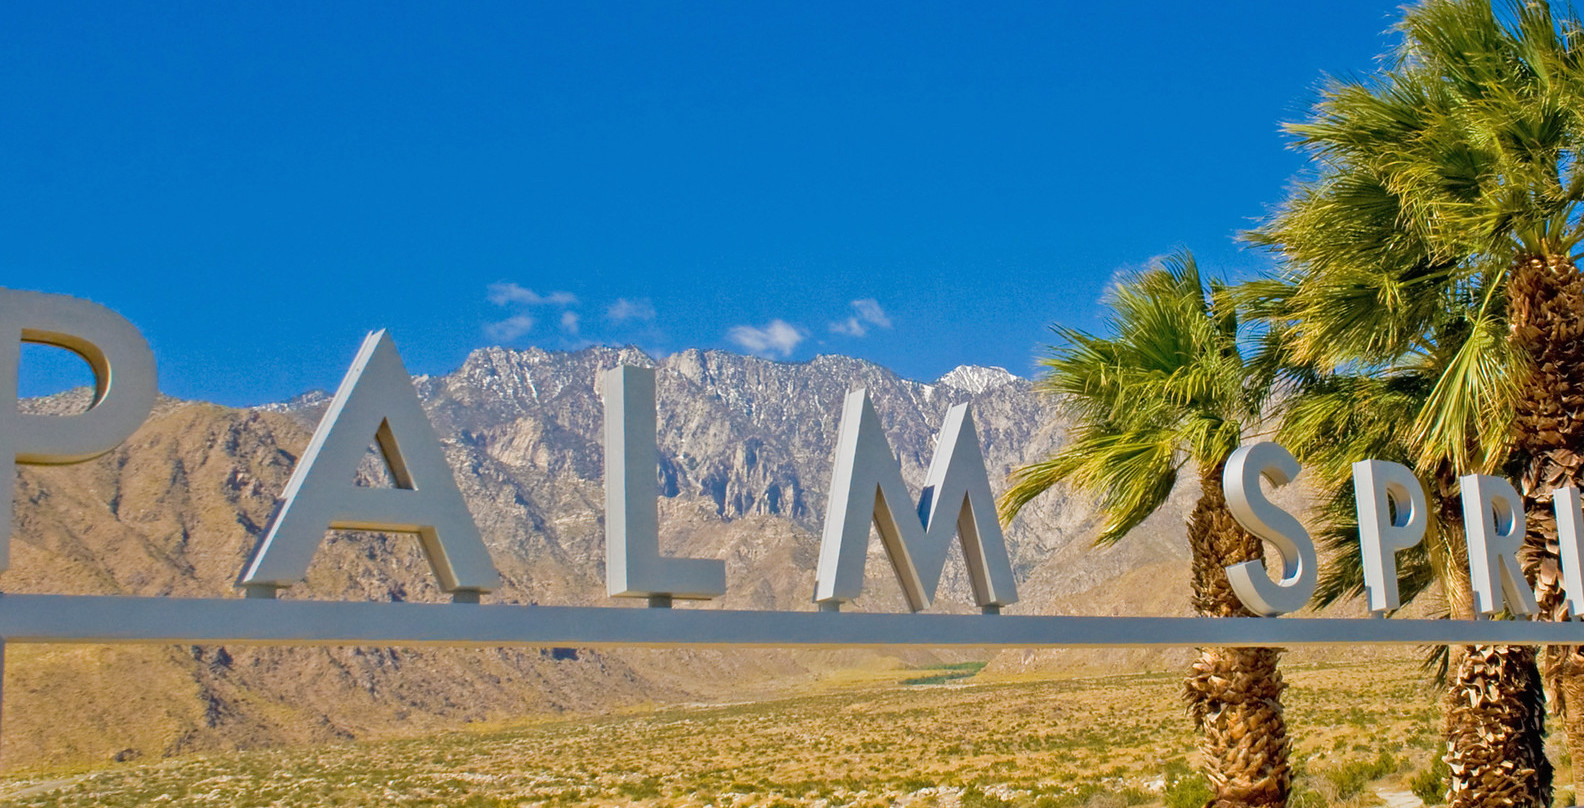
[
  {"left": 0, "top": 289, "right": 157, "bottom": 572},
  {"left": 240, "top": 331, "right": 501, "bottom": 596},
  {"left": 602, "top": 365, "right": 726, "bottom": 600},
  {"left": 1557, "top": 486, "right": 1584, "bottom": 620},
  {"left": 2, "top": 593, "right": 1583, "bottom": 647},
  {"left": 1352, "top": 459, "right": 1428, "bottom": 613},
  {"left": 814, "top": 391, "right": 1018, "bottom": 611},
  {"left": 1223, "top": 442, "right": 1317, "bottom": 616},
  {"left": 1461, "top": 473, "right": 1538, "bottom": 616},
  {"left": 917, "top": 404, "right": 1019, "bottom": 607}
]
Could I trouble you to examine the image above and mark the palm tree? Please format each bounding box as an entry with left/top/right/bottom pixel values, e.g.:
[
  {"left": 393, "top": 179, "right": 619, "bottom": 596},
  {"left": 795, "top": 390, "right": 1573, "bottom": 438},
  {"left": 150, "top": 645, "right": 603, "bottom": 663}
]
[
  {"left": 1259, "top": 307, "right": 1548, "bottom": 806},
  {"left": 1282, "top": 0, "right": 1584, "bottom": 602},
  {"left": 999, "top": 251, "right": 1290, "bottom": 807},
  {"left": 1248, "top": 1, "right": 1584, "bottom": 799}
]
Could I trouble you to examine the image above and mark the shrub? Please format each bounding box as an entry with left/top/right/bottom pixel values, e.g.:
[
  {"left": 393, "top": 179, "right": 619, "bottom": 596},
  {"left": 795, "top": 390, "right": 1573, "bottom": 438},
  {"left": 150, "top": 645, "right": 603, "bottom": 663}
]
[
  {"left": 1288, "top": 783, "right": 1329, "bottom": 808},
  {"left": 615, "top": 776, "right": 662, "bottom": 799},
  {"left": 1162, "top": 759, "right": 1213, "bottom": 808},
  {"left": 1409, "top": 756, "right": 1449, "bottom": 805},
  {"left": 960, "top": 786, "right": 1015, "bottom": 808},
  {"left": 1324, "top": 749, "right": 1399, "bottom": 799},
  {"left": 903, "top": 662, "right": 988, "bottom": 686}
]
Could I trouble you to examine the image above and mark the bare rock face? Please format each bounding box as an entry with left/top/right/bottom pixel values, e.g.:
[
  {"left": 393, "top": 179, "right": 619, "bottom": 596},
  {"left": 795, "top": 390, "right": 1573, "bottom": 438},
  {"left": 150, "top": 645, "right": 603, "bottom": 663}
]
[
  {"left": 3, "top": 346, "right": 1196, "bottom": 769},
  {"left": 414, "top": 346, "right": 1193, "bottom": 613}
]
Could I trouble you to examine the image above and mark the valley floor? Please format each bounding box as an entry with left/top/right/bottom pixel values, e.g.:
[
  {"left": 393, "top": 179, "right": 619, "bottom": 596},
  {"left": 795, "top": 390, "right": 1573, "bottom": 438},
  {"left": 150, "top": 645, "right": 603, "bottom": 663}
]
[{"left": 0, "top": 655, "right": 1543, "bottom": 807}]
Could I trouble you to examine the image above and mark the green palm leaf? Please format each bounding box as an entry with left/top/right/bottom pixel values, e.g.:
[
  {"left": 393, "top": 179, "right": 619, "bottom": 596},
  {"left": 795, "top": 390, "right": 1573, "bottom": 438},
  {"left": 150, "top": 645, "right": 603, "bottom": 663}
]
[{"left": 999, "top": 250, "right": 1253, "bottom": 543}]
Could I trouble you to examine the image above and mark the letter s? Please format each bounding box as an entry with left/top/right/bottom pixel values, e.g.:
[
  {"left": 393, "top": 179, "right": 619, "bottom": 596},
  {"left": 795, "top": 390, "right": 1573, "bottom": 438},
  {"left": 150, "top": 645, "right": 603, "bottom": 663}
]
[{"left": 1222, "top": 442, "right": 1317, "bottom": 616}]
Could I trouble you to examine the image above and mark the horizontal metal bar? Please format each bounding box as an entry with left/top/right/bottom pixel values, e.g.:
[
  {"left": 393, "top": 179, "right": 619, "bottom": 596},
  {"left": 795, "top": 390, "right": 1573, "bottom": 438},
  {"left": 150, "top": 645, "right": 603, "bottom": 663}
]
[{"left": 1, "top": 594, "right": 1583, "bottom": 648}]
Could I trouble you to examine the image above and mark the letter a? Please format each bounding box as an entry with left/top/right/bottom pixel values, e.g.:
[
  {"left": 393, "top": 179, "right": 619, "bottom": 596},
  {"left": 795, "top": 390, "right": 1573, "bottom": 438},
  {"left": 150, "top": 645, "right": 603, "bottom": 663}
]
[
  {"left": 1, "top": 289, "right": 158, "bottom": 572},
  {"left": 240, "top": 331, "right": 500, "bottom": 600},
  {"left": 813, "top": 389, "right": 1017, "bottom": 612}
]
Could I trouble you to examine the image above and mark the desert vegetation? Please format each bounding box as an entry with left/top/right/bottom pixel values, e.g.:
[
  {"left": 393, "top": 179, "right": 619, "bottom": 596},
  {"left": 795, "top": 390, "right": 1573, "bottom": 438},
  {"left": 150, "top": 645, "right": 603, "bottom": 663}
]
[{"left": 0, "top": 657, "right": 1485, "bottom": 807}]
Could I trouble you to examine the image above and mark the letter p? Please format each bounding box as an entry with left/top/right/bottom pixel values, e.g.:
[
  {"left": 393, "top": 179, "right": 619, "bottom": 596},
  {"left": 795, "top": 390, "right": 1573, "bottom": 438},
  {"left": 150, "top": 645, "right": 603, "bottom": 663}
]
[{"left": 1, "top": 290, "right": 157, "bottom": 572}]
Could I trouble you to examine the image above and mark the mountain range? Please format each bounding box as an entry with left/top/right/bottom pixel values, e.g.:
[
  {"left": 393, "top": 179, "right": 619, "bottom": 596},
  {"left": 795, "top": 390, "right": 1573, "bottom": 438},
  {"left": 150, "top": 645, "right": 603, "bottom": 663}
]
[{"left": 5, "top": 344, "right": 1205, "bottom": 769}]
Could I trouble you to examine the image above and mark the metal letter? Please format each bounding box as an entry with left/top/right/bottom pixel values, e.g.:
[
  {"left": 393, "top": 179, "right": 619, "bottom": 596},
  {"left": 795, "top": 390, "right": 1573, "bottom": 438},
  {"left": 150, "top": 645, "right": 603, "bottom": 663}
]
[
  {"left": 1556, "top": 486, "right": 1584, "bottom": 620},
  {"left": 1460, "top": 474, "right": 1537, "bottom": 617},
  {"left": 0, "top": 289, "right": 157, "bottom": 572},
  {"left": 240, "top": 331, "right": 500, "bottom": 599},
  {"left": 814, "top": 390, "right": 1018, "bottom": 612},
  {"left": 602, "top": 365, "right": 726, "bottom": 601},
  {"left": 1223, "top": 442, "right": 1317, "bottom": 616},
  {"left": 1352, "top": 459, "right": 1427, "bottom": 613}
]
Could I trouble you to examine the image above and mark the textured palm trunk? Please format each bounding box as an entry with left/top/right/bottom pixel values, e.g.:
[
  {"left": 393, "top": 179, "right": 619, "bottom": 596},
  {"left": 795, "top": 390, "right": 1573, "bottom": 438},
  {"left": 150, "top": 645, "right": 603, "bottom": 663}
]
[
  {"left": 1182, "top": 461, "right": 1291, "bottom": 808},
  {"left": 1562, "top": 667, "right": 1584, "bottom": 798},
  {"left": 1432, "top": 469, "right": 1554, "bottom": 806},
  {"left": 1430, "top": 466, "right": 1477, "bottom": 624},
  {"left": 1509, "top": 252, "right": 1584, "bottom": 799},
  {"left": 1444, "top": 645, "right": 1552, "bottom": 807}
]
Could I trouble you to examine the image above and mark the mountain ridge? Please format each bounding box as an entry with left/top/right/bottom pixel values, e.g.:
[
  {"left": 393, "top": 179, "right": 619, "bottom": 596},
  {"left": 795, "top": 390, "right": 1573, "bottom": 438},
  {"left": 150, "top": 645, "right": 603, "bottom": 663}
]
[{"left": 4, "top": 343, "right": 1204, "bottom": 769}]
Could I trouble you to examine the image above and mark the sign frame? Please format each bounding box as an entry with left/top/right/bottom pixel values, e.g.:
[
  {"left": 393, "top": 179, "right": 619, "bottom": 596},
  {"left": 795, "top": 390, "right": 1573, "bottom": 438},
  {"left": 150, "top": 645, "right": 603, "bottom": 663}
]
[{"left": 6, "top": 286, "right": 1582, "bottom": 756}]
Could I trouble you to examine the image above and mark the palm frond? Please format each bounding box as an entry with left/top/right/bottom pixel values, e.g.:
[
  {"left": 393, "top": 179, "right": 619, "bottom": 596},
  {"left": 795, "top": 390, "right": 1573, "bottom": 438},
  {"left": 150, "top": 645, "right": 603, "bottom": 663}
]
[
  {"left": 1004, "top": 251, "right": 1258, "bottom": 545},
  {"left": 1410, "top": 308, "right": 1520, "bottom": 473},
  {"left": 999, "top": 421, "right": 1181, "bottom": 546}
]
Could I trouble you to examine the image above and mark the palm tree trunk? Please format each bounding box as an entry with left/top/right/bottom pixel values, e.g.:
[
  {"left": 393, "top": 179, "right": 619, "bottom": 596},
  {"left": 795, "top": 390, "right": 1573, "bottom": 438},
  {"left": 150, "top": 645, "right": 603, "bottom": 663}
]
[
  {"left": 1434, "top": 466, "right": 1554, "bottom": 806},
  {"left": 1182, "top": 460, "right": 1291, "bottom": 807},
  {"left": 1510, "top": 252, "right": 1584, "bottom": 799},
  {"left": 1563, "top": 662, "right": 1584, "bottom": 799},
  {"left": 1445, "top": 645, "right": 1552, "bottom": 807},
  {"left": 1431, "top": 465, "right": 1477, "bottom": 624}
]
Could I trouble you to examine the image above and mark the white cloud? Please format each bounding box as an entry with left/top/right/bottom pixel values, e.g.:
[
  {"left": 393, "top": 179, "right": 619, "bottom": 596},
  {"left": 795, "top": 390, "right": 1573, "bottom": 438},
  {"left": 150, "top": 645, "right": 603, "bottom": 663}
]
[
  {"left": 607, "top": 298, "right": 657, "bottom": 322},
  {"left": 728, "top": 319, "right": 805, "bottom": 358},
  {"left": 484, "top": 314, "right": 535, "bottom": 342},
  {"left": 486, "top": 282, "right": 578, "bottom": 307},
  {"left": 830, "top": 318, "right": 864, "bottom": 337},
  {"left": 852, "top": 299, "right": 891, "bottom": 328},
  {"left": 829, "top": 298, "right": 892, "bottom": 337},
  {"left": 482, "top": 282, "right": 578, "bottom": 343}
]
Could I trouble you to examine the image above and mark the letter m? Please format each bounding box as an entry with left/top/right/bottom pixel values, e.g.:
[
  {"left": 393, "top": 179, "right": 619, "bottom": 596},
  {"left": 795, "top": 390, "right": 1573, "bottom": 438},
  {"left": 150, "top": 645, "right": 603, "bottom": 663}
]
[{"left": 813, "top": 389, "right": 1018, "bottom": 612}]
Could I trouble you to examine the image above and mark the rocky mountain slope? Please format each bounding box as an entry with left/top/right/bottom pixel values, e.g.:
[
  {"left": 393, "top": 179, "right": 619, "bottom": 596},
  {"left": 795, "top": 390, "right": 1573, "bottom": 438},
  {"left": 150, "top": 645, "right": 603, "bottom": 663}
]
[{"left": 3, "top": 346, "right": 1204, "bottom": 769}]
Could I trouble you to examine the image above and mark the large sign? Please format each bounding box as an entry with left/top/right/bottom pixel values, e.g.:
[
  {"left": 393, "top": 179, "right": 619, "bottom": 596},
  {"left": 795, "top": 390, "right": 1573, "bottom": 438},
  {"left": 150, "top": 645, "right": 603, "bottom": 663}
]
[{"left": 4, "top": 286, "right": 1584, "bottom": 729}]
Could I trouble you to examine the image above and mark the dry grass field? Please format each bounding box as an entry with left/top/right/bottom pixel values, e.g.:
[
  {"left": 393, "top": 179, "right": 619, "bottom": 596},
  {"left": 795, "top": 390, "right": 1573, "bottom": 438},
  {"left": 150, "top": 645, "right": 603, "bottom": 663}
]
[{"left": 0, "top": 653, "right": 1556, "bottom": 808}]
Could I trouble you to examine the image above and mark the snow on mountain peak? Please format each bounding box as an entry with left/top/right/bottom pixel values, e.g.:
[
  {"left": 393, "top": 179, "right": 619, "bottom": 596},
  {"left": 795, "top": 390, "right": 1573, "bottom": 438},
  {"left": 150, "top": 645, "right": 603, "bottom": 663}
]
[{"left": 935, "top": 365, "right": 1018, "bottom": 395}]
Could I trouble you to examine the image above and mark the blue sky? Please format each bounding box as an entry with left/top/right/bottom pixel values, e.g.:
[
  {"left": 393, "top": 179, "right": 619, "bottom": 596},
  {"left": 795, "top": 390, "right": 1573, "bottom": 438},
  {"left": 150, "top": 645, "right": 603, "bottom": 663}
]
[{"left": 4, "top": 1, "right": 1401, "bottom": 406}]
